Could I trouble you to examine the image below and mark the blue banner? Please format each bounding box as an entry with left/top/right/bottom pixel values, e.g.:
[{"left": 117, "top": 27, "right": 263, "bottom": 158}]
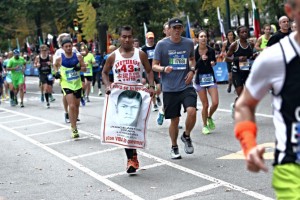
[{"left": 213, "top": 62, "right": 228, "bottom": 82}]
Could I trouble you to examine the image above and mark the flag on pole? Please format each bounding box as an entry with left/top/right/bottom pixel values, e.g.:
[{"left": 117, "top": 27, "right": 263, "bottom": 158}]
[
  {"left": 251, "top": 0, "right": 261, "bottom": 38},
  {"left": 143, "top": 22, "right": 148, "bottom": 45},
  {"left": 186, "top": 15, "right": 191, "bottom": 38},
  {"left": 26, "top": 37, "right": 32, "bottom": 56},
  {"left": 217, "top": 7, "right": 226, "bottom": 42},
  {"left": 38, "top": 36, "right": 43, "bottom": 45},
  {"left": 16, "top": 38, "right": 20, "bottom": 51}
]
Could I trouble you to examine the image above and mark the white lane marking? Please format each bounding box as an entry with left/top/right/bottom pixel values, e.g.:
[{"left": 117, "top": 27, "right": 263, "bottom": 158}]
[
  {"left": 0, "top": 118, "right": 32, "bottom": 124},
  {"left": 159, "top": 183, "right": 221, "bottom": 200},
  {"left": 12, "top": 122, "right": 48, "bottom": 130},
  {"left": 0, "top": 124, "right": 144, "bottom": 200},
  {"left": 45, "top": 136, "right": 89, "bottom": 146},
  {"left": 104, "top": 163, "right": 165, "bottom": 179},
  {"left": 0, "top": 108, "right": 101, "bottom": 140},
  {"left": 138, "top": 151, "right": 274, "bottom": 200},
  {"left": 0, "top": 108, "right": 274, "bottom": 200},
  {"left": 0, "top": 114, "right": 17, "bottom": 119},
  {"left": 70, "top": 147, "right": 122, "bottom": 160},
  {"left": 27, "top": 127, "right": 69, "bottom": 137}
]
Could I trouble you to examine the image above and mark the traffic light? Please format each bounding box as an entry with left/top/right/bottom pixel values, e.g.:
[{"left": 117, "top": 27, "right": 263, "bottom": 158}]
[{"left": 73, "top": 19, "right": 79, "bottom": 32}]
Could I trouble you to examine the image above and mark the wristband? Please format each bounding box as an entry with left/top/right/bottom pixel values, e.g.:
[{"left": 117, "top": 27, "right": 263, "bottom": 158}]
[
  {"left": 149, "top": 85, "right": 155, "bottom": 89},
  {"left": 234, "top": 121, "right": 257, "bottom": 156}
]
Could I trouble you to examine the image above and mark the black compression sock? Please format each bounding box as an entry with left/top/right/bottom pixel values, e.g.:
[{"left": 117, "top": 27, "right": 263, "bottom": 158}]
[
  {"left": 125, "top": 148, "right": 134, "bottom": 159},
  {"left": 45, "top": 93, "right": 49, "bottom": 103}
]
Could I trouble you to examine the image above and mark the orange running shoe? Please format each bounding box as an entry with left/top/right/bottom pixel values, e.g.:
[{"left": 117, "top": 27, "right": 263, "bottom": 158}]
[{"left": 126, "top": 155, "right": 139, "bottom": 174}]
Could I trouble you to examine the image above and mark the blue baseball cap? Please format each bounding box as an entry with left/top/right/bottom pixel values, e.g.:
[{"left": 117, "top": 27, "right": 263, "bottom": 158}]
[{"left": 13, "top": 49, "right": 20, "bottom": 55}]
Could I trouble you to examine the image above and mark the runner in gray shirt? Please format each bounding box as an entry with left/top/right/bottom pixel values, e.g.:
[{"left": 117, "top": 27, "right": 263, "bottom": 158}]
[{"left": 153, "top": 18, "right": 197, "bottom": 159}]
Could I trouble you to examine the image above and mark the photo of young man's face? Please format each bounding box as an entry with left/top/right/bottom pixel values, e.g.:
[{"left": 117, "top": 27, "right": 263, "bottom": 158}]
[{"left": 116, "top": 91, "right": 142, "bottom": 127}]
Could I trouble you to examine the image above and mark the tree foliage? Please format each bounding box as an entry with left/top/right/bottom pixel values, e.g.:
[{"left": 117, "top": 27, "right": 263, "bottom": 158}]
[
  {"left": 0, "top": 0, "right": 286, "bottom": 51},
  {"left": 77, "top": 0, "right": 97, "bottom": 41}
]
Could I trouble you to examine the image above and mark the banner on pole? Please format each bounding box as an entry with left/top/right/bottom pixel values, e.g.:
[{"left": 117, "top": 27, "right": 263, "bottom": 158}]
[{"left": 100, "top": 83, "right": 152, "bottom": 149}]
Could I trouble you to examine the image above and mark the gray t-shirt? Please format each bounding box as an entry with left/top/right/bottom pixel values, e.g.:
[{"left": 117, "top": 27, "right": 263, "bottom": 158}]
[{"left": 154, "top": 37, "right": 194, "bottom": 92}]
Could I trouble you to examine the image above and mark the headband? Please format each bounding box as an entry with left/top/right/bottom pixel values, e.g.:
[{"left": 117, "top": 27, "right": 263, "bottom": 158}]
[{"left": 61, "top": 39, "right": 72, "bottom": 46}]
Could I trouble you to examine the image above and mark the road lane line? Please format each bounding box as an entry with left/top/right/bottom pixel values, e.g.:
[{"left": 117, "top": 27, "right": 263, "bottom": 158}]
[
  {"left": 0, "top": 108, "right": 274, "bottom": 200},
  {"left": 0, "top": 124, "right": 144, "bottom": 200},
  {"left": 0, "top": 114, "right": 17, "bottom": 119},
  {"left": 27, "top": 127, "right": 69, "bottom": 137},
  {"left": 159, "top": 183, "right": 221, "bottom": 200},
  {"left": 0, "top": 108, "right": 101, "bottom": 140},
  {"left": 104, "top": 163, "right": 165, "bottom": 179},
  {"left": 45, "top": 136, "right": 90, "bottom": 146},
  {"left": 12, "top": 122, "right": 48, "bottom": 129},
  {"left": 70, "top": 147, "right": 122, "bottom": 160},
  {"left": 0, "top": 118, "right": 32, "bottom": 124},
  {"left": 138, "top": 151, "right": 274, "bottom": 200}
]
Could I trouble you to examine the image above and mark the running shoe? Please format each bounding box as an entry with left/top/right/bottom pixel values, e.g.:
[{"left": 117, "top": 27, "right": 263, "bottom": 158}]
[
  {"left": 86, "top": 96, "right": 90, "bottom": 102},
  {"left": 98, "top": 90, "right": 102, "bottom": 96},
  {"left": 72, "top": 128, "right": 79, "bottom": 138},
  {"left": 156, "top": 96, "right": 162, "bottom": 106},
  {"left": 80, "top": 97, "right": 85, "bottom": 106},
  {"left": 20, "top": 102, "right": 24, "bottom": 108},
  {"left": 65, "top": 113, "right": 70, "bottom": 123},
  {"left": 157, "top": 111, "right": 164, "bottom": 125},
  {"left": 15, "top": 98, "right": 18, "bottom": 105},
  {"left": 181, "top": 133, "right": 194, "bottom": 154},
  {"left": 171, "top": 146, "right": 182, "bottom": 159},
  {"left": 1, "top": 95, "right": 4, "bottom": 101},
  {"left": 202, "top": 126, "right": 210, "bottom": 135},
  {"left": 6, "top": 95, "right": 9, "bottom": 101},
  {"left": 10, "top": 99, "right": 15, "bottom": 107},
  {"left": 152, "top": 104, "right": 158, "bottom": 112},
  {"left": 41, "top": 94, "right": 44, "bottom": 102},
  {"left": 46, "top": 103, "right": 50, "bottom": 109},
  {"left": 207, "top": 117, "right": 215, "bottom": 130},
  {"left": 126, "top": 155, "right": 139, "bottom": 174},
  {"left": 230, "top": 103, "right": 235, "bottom": 119},
  {"left": 50, "top": 94, "right": 55, "bottom": 102},
  {"left": 178, "top": 125, "right": 183, "bottom": 129}
]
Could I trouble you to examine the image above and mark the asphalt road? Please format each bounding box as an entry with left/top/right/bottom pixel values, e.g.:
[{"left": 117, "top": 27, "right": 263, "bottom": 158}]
[{"left": 0, "top": 76, "right": 276, "bottom": 200}]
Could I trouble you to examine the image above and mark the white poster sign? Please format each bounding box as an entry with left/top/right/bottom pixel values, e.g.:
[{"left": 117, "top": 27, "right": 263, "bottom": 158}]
[{"left": 100, "top": 83, "right": 152, "bottom": 149}]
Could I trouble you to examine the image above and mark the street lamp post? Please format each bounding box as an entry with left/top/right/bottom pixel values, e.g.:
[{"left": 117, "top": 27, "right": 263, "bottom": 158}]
[
  {"left": 225, "top": 0, "right": 231, "bottom": 31},
  {"left": 244, "top": 3, "right": 249, "bottom": 30}
]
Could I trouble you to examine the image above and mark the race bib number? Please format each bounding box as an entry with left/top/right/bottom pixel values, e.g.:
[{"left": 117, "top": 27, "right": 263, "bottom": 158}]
[
  {"left": 47, "top": 74, "right": 54, "bottom": 81},
  {"left": 93, "top": 63, "right": 98, "bottom": 68},
  {"left": 199, "top": 73, "right": 214, "bottom": 87},
  {"left": 292, "top": 122, "right": 300, "bottom": 164},
  {"left": 15, "top": 65, "right": 21, "bottom": 72},
  {"left": 169, "top": 55, "right": 187, "bottom": 70},
  {"left": 239, "top": 60, "right": 251, "bottom": 71},
  {"left": 147, "top": 49, "right": 155, "bottom": 59},
  {"left": 85, "top": 68, "right": 91, "bottom": 74},
  {"left": 66, "top": 70, "right": 79, "bottom": 81}
]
